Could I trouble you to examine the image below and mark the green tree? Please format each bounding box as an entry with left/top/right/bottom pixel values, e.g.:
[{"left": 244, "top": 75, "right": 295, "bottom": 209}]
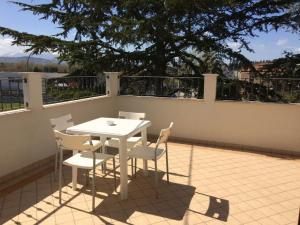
[
  {"left": 0, "top": 0, "right": 299, "bottom": 94},
  {"left": 260, "top": 52, "right": 300, "bottom": 78},
  {"left": 33, "top": 66, "right": 40, "bottom": 72}
]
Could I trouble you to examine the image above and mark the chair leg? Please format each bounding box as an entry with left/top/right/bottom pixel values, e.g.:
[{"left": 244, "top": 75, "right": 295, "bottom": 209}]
[
  {"left": 100, "top": 145, "right": 106, "bottom": 174},
  {"left": 54, "top": 151, "right": 58, "bottom": 180},
  {"left": 59, "top": 150, "right": 63, "bottom": 204},
  {"left": 134, "top": 158, "right": 137, "bottom": 177},
  {"left": 131, "top": 158, "right": 134, "bottom": 177},
  {"left": 92, "top": 154, "right": 96, "bottom": 212},
  {"left": 166, "top": 150, "right": 169, "bottom": 183},
  {"left": 113, "top": 157, "right": 117, "bottom": 192},
  {"left": 154, "top": 159, "right": 158, "bottom": 198},
  {"left": 85, "top": 170, "right": 90, "bottom": 186},
  {"left": 102, "top": 146, "right": 107, "bottom": 173}
]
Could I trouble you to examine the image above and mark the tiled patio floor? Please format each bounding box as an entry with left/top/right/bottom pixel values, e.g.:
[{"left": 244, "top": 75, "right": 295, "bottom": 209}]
[{"left": 0, "top": 142, "right": 299, "bottom": 225}]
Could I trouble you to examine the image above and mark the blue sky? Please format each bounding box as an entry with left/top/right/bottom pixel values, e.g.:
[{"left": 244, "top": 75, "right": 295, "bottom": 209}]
[{"left": 0, "top": 0, "right": 299, "bottom": 61}]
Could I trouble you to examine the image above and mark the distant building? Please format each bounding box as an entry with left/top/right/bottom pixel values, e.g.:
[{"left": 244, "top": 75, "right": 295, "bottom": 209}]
[{"left": 236, "top": 62, "right": 272, "bottom": 80}]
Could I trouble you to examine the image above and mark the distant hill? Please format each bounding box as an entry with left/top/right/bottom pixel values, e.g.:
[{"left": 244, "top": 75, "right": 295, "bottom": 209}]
[{"left": 0, "top": 56, "right": 58, "bottom": 64}]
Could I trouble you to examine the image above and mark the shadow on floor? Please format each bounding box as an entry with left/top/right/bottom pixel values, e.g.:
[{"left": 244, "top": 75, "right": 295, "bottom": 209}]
[
  {"left": 91, "top": 170, "right": 196, "bottom": 224},
  {"left": 0, "top": 168, "right": 105, "bottom": 225},
  {"left": 0, "top": 166, "right": 229, "bottom": 225},
  {"left": 189, "top": 192, "right": 229, "bottom": 222}
]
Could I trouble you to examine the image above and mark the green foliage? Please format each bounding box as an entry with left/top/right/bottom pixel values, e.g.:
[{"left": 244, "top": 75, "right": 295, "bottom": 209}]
[
  {"left": 0, "top": 61, "right": 69, "bottom": 72},
  {"left": 216, "top": 78, "right": 300, "bottom": 103},
  {"left": 0, "top": 0, "right": 299, "bottom": 77},
  {"left": 43, "top": 77, "right": 106, "bottom": 103},
  {"left": 46, "top": 89, "right": 99, "bottom": 102},
  {"left": 0, "top": 103, "right": 24, "bottom": 111},
  {"left": 259, "top": 53, "right": 300, "bottom": 78},
  {"left": 120, "top": 76, "right": 204, "bottom": 98}
]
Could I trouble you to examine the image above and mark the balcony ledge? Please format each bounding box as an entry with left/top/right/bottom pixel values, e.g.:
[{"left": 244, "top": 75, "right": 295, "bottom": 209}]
[
  {"left": 118, "top": 95, "right": 205, "bottom": 102},
  {"left": 43, "top": 95, "right": 111, "bottom": 109},
  {"left": 0, "top": 108, "right": 31, "bottom": 117}
]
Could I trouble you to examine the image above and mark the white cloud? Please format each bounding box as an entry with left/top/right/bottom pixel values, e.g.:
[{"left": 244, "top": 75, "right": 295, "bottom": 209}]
[
  {"left": 0, "top": 37, "right": 57, "bottom": 59},
  {"left": 295, "top": 47, "right": 300, "bottom": 53},
  {"left": 0, "top": 37, "right": 27, "bottom": 57},
  {"left": 276, "top": 38, "right": 288, "bottom": 46},
  {"left": 227, "top": 42, "right": 241, "bottom": 50}
]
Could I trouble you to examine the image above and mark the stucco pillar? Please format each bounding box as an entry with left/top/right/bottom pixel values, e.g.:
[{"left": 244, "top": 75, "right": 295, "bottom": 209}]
[
  {"left": 104, "top": 72, "right": 121, "bottom": 96},
  {"left": 203, "top": 73, "right": 218, "bottom": 103},
  {"left": 23, "top": 73, "right": 43, "bottom": 110}
]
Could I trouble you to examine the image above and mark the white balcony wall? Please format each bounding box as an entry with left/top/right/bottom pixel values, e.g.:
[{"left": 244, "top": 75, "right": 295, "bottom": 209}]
[
  {"left": 1, "top": 72, "right": 300, "bottom": 179},
  {"left": 0, "top": 73, "right": 116, "bottom": 177},
  {"left": 117, "top": 95, "right": 300, "bottom": 154},
  {"left": 0, "top": 96, "right": 115, "bottom": 177}
]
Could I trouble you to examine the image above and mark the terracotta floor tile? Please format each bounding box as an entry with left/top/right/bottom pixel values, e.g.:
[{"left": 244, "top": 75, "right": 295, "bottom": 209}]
[
  {"left": 256, "top": 216, "right": 278, "bottom": 225},
  {"left": 231, "top": 212, "right": 255, "bottom": 224},
  {"left": 130, "top": 215, "right": 151, "bottom": 224},
  {"left": 55, "top": 212, "right": 74, "bottom": 224},
  {"left": 0, "top": 142, "right": 299, "bottom": 225},
  {"left": 269, "top": 214, "right": 293, "bottom": 225},
  {"left": 244, "top": 221, "right": 262, "bottom": 225},
  {"left": 75, "top": 217, "right": 95, "bottom": 225}
]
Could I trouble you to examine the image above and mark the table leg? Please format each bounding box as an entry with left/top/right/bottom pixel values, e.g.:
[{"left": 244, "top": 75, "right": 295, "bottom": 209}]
[
  {"left": 119, "top": 137, "right": 128, "bottom": 200},
  {"left": 100, "top": 136, "right": 107, "bottom": 172},
  {"left": 72, "top": 150, "right": 78, "bottom": 190},
  {"left": 141, "top": 129, "right": 148, "bottom": 176}
]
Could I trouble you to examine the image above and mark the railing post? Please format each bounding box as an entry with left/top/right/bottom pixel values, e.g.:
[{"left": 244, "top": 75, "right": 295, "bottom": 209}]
[
  {"left": 203, "top": 73, "right": 218, "bottom": 103},
  {"left": 23, "top": 73, "right": 43, "bottom": 110},
  {"left": 104, "top": 72, "right": 121, "bottom": 96}
]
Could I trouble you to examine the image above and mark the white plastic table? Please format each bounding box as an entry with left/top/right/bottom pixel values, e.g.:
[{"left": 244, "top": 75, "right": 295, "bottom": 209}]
[{"left": 66, "top": 117, "right": 151, "bottom": 200}]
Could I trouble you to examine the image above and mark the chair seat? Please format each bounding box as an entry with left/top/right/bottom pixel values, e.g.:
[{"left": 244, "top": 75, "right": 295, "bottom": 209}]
[
  {"left": 63, "top": 152, "right": 113, "bottom": 169},
  {"left": 83, "top": 140, "right": 102, "bottom": 151},
  {"left": 105, "top": 136, "right": 142, "bottom": 149},
  {"left": 61, "top": 140, "right": 101, "bottom": 151},
  {"left": 128, "top": 146, "right": 165, "bottom": 161}
]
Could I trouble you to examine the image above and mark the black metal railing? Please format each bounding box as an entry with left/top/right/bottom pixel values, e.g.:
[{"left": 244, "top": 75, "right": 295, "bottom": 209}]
[
  {"left": 216, "top": 77, "right": 300, "bottom": 103},
  {"left": 43, "top": 76, "right": 106, "bottom": 104},
  {"left": 120, "top": 76, "right": 204, "bottom": 99},
  {"left": 0, "top": 77, "right": 24, "bottom": 112}
]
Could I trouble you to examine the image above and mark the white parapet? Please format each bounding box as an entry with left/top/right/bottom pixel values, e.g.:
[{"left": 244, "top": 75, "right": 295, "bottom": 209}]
[
  {"left": 23, "top": 73, "right": 43, "bottom": 110},
  {"left": 104, "top": 72, "right": 122, "bottom": 97},
  {"left": 203, "top": 73, "right": 218, "bottom": 103}
]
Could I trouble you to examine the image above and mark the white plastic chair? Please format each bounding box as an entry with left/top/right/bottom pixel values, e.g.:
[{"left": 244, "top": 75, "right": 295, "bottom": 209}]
[
  {"left": 128, "top": 122, "right": 174, "bottom": 197},
  {"left": 105, "top": 111, "right": 146, "bottom": 149},
  {"left": 54, "top": 130, "right": 117, "bottom": 211},
  {"left": 50, "top": 114, "right": 75, "bottom": 177}
]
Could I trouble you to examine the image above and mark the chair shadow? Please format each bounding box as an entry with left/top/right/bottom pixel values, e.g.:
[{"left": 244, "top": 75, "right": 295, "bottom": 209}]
[
  {"left": 189, "top": 192, "right": 229, "bottom": 222},
  {"left": 0, "top": 169, "right": 71, "bottom": 225},
  {"left": 0, "top": 167, "right": 117, "bottom": 225},
  {"left": 92, "top": 170, "right": 196, "bottom": 224},
  {"left": 92, "top": 170, "right": 229, "bottom": 224},
  {"left": 35, "top": 168, "right": 120, "bottom": 225},
  {"left": 0, "top": 166, "right": 229, "bottom": 225}
]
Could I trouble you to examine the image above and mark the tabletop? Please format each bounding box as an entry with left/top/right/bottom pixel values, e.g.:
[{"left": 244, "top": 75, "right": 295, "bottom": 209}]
[{"left": 66, "top": 117, "right": 151, "bottom": 138}]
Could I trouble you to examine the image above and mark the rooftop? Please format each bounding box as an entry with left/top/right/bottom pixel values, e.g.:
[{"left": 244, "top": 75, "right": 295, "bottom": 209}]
[{"left": 1, "top": 142, "right": 299, "bottom": 225}]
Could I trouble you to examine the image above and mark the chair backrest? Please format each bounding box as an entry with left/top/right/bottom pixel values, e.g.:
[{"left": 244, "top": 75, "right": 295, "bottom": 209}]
[
  {"left": 50, "top": 114, "right": 74, "bottom": 131},
  {"left": 54, "top": 130, "right": 93, "bottom": 151},
  {"left": 156, "top": 122, "right": 174, "bottom": 146},
  {"left": 119, "top": 111, "right": 146, "bottom": 120}
]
